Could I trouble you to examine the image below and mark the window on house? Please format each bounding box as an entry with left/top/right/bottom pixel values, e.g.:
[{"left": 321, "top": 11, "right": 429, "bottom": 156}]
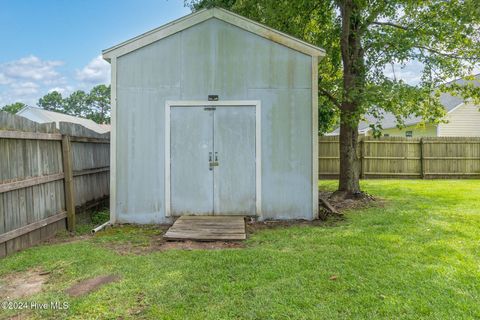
[
  {"left": 384, "top": 134, "right": 390, "bottom": 137},
  {"left": 405, "top": 131, "right": 413, "bottom": 138}
]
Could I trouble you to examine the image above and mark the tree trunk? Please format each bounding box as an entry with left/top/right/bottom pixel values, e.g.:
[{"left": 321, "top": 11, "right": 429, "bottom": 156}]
[
  {"left": 332, "top": 0, "right": 365, "bottom": 199},
  {"left": 338, "top": 112, "right": 361, "bottom": 194}
]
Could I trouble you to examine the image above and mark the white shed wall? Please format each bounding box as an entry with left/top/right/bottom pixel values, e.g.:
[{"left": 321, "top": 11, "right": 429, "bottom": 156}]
[{"left": 115, "top": 18, "right": 314, "bottom": 223}]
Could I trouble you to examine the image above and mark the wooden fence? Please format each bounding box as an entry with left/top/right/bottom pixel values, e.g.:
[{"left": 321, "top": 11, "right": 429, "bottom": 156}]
[
  {"left": 0, "top": 112, "right": 109, "bottom": 258},
  {"left": 319, "top": 136, "right": 480, "bottom": 179}
]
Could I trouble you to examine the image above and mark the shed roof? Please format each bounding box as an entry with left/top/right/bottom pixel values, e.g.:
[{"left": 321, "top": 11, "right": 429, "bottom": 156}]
[
  {"left": 102, "top": 7, "right": 325, "bottom": 61},
  {"left": 17, "top": 106, "right": 111, "bottom": 134}
]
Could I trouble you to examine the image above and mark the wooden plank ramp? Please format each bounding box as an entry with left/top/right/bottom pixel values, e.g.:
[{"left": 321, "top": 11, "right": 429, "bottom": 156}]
[{"left": 164, "top": 216, "right": 246, "bottom": 241}]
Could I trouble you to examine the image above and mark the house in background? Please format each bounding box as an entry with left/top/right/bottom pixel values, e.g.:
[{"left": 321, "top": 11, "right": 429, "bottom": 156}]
[
  {"left": 328, "top": 76, "right": 480, "bottom": 137},
  {"left": 16, "top": 106, "right": 111, "bottom": 134}
]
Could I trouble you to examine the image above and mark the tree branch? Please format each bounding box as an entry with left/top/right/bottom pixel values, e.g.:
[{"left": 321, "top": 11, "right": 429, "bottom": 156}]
[
  {"left": 371, "top": 21, "right": 409, "bottom": 30},
  {"left": 415, "top": 45, "right": 480, "bottom": 61},
  {"left": 318, "top": 86, "right": 341, "bottom": 108},
  {"left": 361, "top": 4, "right": 389, "bottom": 34}
]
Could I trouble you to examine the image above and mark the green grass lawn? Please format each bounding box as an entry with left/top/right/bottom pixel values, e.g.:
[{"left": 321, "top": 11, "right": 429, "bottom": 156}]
[{"left": 1, "top": 180, "right": 480, "bottom": 319}]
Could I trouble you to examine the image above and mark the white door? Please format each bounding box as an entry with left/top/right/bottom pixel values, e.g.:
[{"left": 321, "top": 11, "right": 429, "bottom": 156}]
[
  {"left": 170, "top": 106, "right": 256, "bottom": 215},
  {"left": 170, "top": 107, "right": 214, "bottom": 215},
  {"left": 213, "top": 107, "right": 256, "bottom": 214}
]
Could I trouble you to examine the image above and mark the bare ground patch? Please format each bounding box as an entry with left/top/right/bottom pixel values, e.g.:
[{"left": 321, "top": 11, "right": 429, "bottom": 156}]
[
  {"left": 43, "top": 233, "right": 92, "bottom": 245},
  {"left": 103, "top": 236, "right": 244, "bottom": 255},
  {"left": 0, "top": 269, "right": 49, "bottom": 299},
  {"left": 319, "top": 190, "right": 383, "bottom": 212},
  {"left": 93, "top": 223, "right": 245, "bottom": 255},
  {"left": 65, "top": 275, "right": 121, "bottom": 297}
]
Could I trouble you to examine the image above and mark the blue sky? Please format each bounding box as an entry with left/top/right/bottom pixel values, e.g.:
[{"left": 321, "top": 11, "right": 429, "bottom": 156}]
[
  {"left": 1, "top": 1, "right": 476, "bottom": 108},
  {"left": 0, "top": 0, "right": 190, "bottom": 106}
]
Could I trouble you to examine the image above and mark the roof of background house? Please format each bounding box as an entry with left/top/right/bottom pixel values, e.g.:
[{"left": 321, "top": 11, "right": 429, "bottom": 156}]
[
  {"left": 16, "top": 106, "right": 111, "bottom": 134},
  {"left": 328, "top": 75, "right": 479, "bottom": 135}
]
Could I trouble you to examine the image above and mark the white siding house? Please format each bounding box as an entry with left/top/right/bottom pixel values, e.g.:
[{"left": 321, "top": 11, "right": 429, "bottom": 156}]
[
  {"left": 438, "top": 103, "right": 480, "bottom": 137},
  {"left": 328, "top": 75, "right": 480, "bottom": 137}
]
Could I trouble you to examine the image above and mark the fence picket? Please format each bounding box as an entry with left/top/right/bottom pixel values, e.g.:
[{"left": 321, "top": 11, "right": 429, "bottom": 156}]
[{"left": 319, "top": 136, "right": 480, "bottom": 179}]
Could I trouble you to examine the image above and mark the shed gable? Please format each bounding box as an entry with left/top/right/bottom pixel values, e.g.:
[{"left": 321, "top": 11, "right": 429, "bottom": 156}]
[
  {"left": 117, "top": 18, "right": 312, "bottom": 95},
  {"left": 103, "top": 8, "right": 325, "bottom": 60}
]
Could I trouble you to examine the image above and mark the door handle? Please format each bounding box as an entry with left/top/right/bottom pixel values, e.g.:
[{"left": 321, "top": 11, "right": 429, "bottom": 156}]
[
  {"left": 209, "top": 152, "right": 219, "bottom": 170},
  {"left": 209, "top": 152, "right": 218, "bottom": 170}
]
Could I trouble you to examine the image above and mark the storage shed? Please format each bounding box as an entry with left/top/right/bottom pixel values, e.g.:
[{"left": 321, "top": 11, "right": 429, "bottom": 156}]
[{"left": 102, "top": 8, "right": 325, "bottom": 223}]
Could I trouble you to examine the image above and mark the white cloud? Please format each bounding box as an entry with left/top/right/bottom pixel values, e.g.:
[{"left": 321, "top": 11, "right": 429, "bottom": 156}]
[
  {"left": 11, "top": 82, "right": 39, "bottom": 96},
  {"left": 384, "top": 61, "right": 480, "bottom": 85},
  {"left": 1, "top": 82, "right": 41, "bottom": 106},
  {"left": 0, "top": 73, "right": 11, "bottom": 85},
  {"left": 0, "top": 55, "right": 69, "bottom": 106},
  {"left": 48, "top": 85, "right": 74, "bottom": 96},
  {"left": 0, "top": 55, "right": 64, "bottom": 83},
  {"left": 384, "top": 61, "right": 424, "bottom": 85},
  {"left": 76, "top": 55, "right": 110, "bottom": 84}
]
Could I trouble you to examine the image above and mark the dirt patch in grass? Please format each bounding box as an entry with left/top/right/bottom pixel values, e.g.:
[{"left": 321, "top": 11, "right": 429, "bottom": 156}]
[
  {"left": 319, "top": 190, "right": 383, "bottom": 213},
  {"left": 104, "top": 237, "right": 244, "bottom": 255},
  {"left": 44, "top": 233, "right": 92, "bottom": 245},
  {"left": 94, "top": 224, "right": 245, "bottom": 254},
  {"left": 0, "top": 269, "right": 49, "bottom": 299},
  {"left": 65, "top": 275, "right": 120, "bottom": 297},
  {"left": 102, "top": 234, "right": 164, "bottom": 255}
]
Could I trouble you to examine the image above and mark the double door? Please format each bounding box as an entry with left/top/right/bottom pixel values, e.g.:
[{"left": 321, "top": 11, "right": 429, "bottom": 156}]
[{"left": 170, "top": 106, "right": 256, "bottom": 215}]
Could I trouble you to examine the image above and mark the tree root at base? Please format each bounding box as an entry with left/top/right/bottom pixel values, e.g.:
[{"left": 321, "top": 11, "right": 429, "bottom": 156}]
[{"left": 329, "top": 190, "right": 375, "bottom": 202}]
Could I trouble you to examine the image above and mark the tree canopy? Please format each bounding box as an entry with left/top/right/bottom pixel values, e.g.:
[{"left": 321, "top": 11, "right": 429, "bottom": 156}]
[
  {"left": 37, "top": 85, "right": 111, "bottom": 124},
  {"left": 2, "top": 85, "right": 111, "bottom": 124},
  {"left": 0, "top": 102, "right": 27, "bottom": 114},
  {"left": 187, "top": 0, "right": 479, "bottom": 131},
  {"left": 186, "top": 0, "right": 480, "bottom": 196}
]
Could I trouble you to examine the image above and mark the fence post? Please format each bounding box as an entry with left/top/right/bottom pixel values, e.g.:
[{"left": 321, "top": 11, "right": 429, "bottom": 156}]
[
  {"left": 420, "top": 138, "right": 425, "bottom": 179},
  {"left": 360, "top": 138, "right": 365, "bottom": 179},
  {"left": 62, "top": 135, "right": 76, "bottom": 232}
]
